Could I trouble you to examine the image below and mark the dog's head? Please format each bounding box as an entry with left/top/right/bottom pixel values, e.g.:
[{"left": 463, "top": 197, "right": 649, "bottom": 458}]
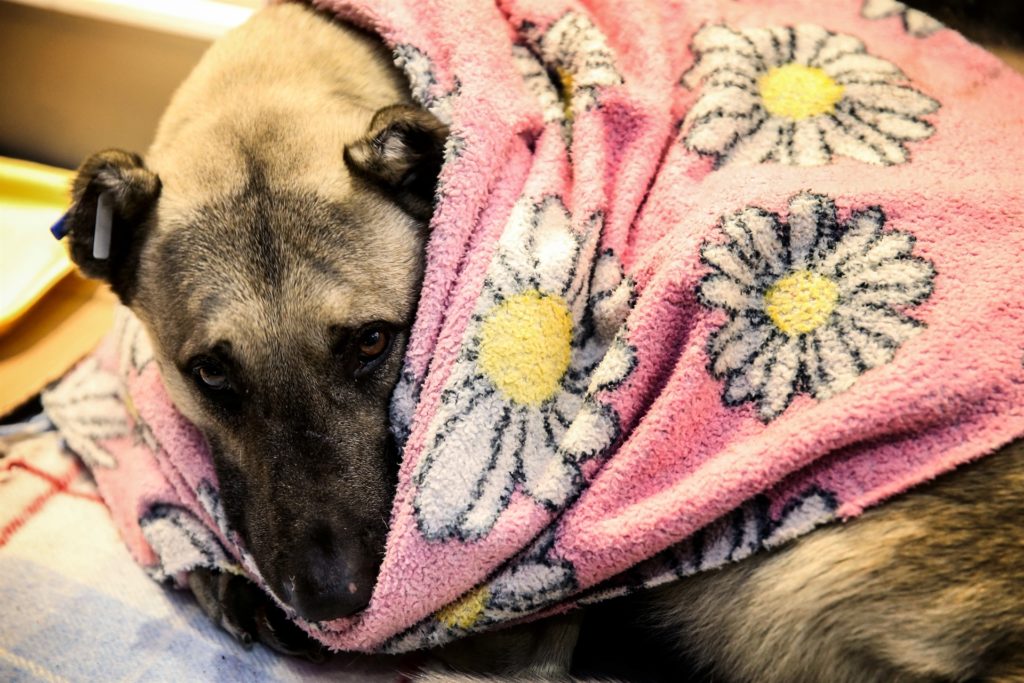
[{"left": 62, "top": 104, "right": 446, "bottom": 622}]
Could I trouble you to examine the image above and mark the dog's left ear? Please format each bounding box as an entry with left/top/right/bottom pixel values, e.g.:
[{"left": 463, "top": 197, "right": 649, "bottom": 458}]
[
  {"left": 60, "top": 149, "right": 162, "bottom": 304},
  {"left": 344, "top": 105, "right": 448, "bottom": 221}
]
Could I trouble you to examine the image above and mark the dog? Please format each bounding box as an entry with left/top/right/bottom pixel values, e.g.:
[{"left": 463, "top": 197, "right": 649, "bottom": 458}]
[
  {"left": 59, "top": 2, "right": 1023, "bottom": 680},
  {"left": 59, "top": 2, "right": 446, "bottom": 653}
]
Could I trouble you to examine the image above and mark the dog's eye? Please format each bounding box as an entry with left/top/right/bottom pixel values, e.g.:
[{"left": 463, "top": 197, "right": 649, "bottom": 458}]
[
  {"left": 352, "top": 324, "right": 393, "bottom": 377},
  {"left": 195, "top": 362, "right": 230, "bottom": 391},
  {"left": 357, "top": 326, "right": 391, "bottom": 360}
]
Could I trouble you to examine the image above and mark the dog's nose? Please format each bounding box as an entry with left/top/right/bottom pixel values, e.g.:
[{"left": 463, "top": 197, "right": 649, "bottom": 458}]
[{"left": 280, "top": 525, "right": 378, "bottom": 623}]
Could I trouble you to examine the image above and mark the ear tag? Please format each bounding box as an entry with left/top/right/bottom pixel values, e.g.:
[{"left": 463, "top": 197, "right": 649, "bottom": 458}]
[
  {"left": 49, "top": 213, "right": 70, "bottom": 240},
  {"left": 93, "top": 191, "right": 113, "bottom": 260}
]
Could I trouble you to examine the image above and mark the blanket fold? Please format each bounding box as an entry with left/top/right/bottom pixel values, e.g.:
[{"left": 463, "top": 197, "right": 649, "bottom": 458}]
[{"left": 44, "top": 0, "right": 1024, "bottom": 653}]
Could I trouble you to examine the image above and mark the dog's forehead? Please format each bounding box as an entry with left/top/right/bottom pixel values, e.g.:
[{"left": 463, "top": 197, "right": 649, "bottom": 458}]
[{"left": 142, "top": 186, "right": 423, "bottom": 363}]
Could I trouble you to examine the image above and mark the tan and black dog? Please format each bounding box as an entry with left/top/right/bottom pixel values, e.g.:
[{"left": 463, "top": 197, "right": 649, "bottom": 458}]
[
  {"left": 60, "top": 3, "right": 446, "bottom": 649},
  {"left": 59, "top": 2, "right": 1022, "bottom": 681}
]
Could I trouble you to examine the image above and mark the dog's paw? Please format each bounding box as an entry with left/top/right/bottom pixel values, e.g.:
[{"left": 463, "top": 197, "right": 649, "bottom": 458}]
[{"left": 186, "top": 567, "right": 325, "bottom": 661}]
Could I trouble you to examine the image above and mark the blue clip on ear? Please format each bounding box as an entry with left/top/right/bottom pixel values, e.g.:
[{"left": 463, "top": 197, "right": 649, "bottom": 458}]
[{"left": 50, "top": 213, "right": 70, "bottom": 240}]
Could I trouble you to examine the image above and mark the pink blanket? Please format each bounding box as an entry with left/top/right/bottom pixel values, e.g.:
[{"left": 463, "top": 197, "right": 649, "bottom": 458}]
[{"left": 44, "top": 0, "right": 1024, "bottom": 653}]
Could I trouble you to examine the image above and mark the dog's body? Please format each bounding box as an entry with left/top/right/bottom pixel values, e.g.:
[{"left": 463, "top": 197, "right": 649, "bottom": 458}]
[{"left": 61, "top": 3, "right": 1023, "bottom": 681}]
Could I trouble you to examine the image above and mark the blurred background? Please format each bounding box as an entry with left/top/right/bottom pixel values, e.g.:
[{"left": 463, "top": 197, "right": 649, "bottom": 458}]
[
  {"left": 0, "top": 1, "right": 259, "bottom": 416},
  {"left": 0, "top": 0, "right": 261, "bottom": 168}
]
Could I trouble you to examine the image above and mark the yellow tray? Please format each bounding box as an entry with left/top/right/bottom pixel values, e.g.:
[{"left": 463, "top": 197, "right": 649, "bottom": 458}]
[{"left": 0, "top": 157, "right": 75, "bottom": 336}]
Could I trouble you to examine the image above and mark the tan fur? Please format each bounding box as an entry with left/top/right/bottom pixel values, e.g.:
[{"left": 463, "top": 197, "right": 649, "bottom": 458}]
[
  {"left": 148, "top": 3, "right": 410, "bottom": 209},
  {"left": 648, "top": 439, "right": 1024, "bottom": 683}
]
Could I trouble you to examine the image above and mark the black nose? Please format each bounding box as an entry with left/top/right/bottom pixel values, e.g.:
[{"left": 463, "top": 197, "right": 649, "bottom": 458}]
[{"left": 279, "top": 524, "right": 378, "bottom": 622}]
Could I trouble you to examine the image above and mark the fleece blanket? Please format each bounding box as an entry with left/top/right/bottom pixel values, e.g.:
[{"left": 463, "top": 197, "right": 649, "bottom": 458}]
[
  {"left": 43, "top": 0, "right": 1024, "bottom": 653},
  {"left": 0, "top": 417, "right": 403, "bottom": 681}
]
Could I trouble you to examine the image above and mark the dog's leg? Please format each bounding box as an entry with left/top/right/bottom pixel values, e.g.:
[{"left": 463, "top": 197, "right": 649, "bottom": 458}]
[
  {"left": 187, "top": 568, "right": 324, "bottom": 660},
  {"left": 647, "top": 439, "right": 1024, "bottom": 683}
]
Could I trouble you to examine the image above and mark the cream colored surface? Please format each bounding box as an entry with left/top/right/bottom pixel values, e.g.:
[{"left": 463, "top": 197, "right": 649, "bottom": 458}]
[
  {"left": 0, "top": 157, "right": 74, "bottom": 335},
  {"left": 3, "top": 0, "right": 256, "bottom": 40}
]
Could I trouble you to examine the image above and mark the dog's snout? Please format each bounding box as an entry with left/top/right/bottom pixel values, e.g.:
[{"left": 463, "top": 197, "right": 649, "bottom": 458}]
[{"left": 279, "top": 523, "right": 378, "bottom": 623}]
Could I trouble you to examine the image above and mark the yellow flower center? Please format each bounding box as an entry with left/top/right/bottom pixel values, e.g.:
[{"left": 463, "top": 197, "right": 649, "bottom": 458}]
[
  {"left": 764, "top": 270, "right": 839, "bottom": 336},
  {"left": 478, "top": 290, "right": 574, "bottom": 406},
  {"left": 759, "top": 64, "right": 845, "bottom": 121},
  {"left": 556, "top": 66, "right": 575, "bottom": 121},
  {"left": 437, "top": 586, "right": 490, "bottom": 630}
]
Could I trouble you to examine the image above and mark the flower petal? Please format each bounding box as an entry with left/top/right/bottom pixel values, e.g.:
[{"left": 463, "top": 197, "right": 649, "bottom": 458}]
[
  {"left": 842, "top": 83, "right": 940, "bottom": 117},
  {"left": 815, "top": 207, "right": 884, "bottom": 275},
  {"left": 708, "top": 313, "right": 752, "bottom": 357},
  {"left": 904, "top": 9, "right": 944, "bottom": 37},
  {"left": 532, "top": 197, "right": 580, "bottom": 296},
  {"left": 460, "top": 407, "right": 522, "bottom": 536},
  {"left": 812, "top": 324, "right": 860, "bottom": 399},
  {"left": 711, "top": 321, "right": 772, "bottom": 377},
  {"left": 588, "top": 337, "right": 637, "bottom": 393},
  {"left": 841, "top": 257, "right": 935, "bottom": 306},
  {"left": 561, "top": 399, "right": 618, "bottom": 462},
  {"left": 818, "top": 113, "right": 889, "bottom": 165},
  {"left": 739, "top": 207, "right": 787, "bottom": 275},
  {"left": 686, "top": 85, "right": 762, "bottom": 122},
  {"left": 831, "top": 107, "right": 908, "bottom": 164},
  {"left": 415, "top": 390, "right": 512, "bottom": 540},
  {"left": 823, "top": 53, "right": 904, "bottom": 82},
  {"left": 787, "top": 192, "right": 838, "bottom": 269},
  {"left": 792, "top": 24, "right": 832, "bottom": 66},
  {"left": 702, "top": 242, "right": 757, "bottom": 287},
  {"left": 851, "top": 106, "right": 934, "bottom": 141},
  {"left": 758, "top": 335, "right": 801, "bottom": 420},
  {"left": 813, "top": 32, "right": 866, "bottom": 66},
  {"left": 722, "top": 118, "right": 786, "bottom": 166},
  {"left": 699, "top": 273, "right": 761, "bottom": 312},
  {"left": 791, "top": 118, "right": 831, "bottom": 166},
  {"left": 686, "top": 110, "right": 766, "bottom": 155},
  {"left": 594, "top": 283, "right": 634, "bottom": 343},
  {"left": 862, "top": 0, "right": 902, "bottom": 20},
  {"left": 723, "top": 332, "right": 782, "bottom": 405},
  {"left": 840, "top": 232, "right": 915, "bottom": 282},
  {"left": 692, "top": 25, "right": 764, "bottom": 63},
  {"left": 743, "top": 26, "right": 795, "bottom": 68},
  {"left": 520, "top": 409, "right": 578, "bottom": 508},
  {"left": 682, "top": 50, "right": 760, "bottom": 90},
  {"left": 840, "top": 302, "right": 923, "bottom": 346},
  {"left": 835, "top": 318, "right": 896, "bottom": 371}
]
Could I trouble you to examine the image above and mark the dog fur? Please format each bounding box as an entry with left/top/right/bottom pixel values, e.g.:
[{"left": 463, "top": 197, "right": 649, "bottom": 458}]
[{"left": 60, "top": 2, "right": 1023, "bottom": 680}]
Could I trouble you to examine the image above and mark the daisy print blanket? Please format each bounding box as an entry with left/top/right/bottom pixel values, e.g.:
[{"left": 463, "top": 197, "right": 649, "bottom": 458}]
[{"left": 44, "top": 0, "right": 1024, "bottom": 653}]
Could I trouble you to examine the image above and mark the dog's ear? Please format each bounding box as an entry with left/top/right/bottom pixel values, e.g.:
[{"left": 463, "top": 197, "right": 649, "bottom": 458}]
[
  {"left": 344, "top": 105, "right": 448, "bottom": 221},
  {"left": 62, "top": 149, "right": 161, "bottom": 303}
]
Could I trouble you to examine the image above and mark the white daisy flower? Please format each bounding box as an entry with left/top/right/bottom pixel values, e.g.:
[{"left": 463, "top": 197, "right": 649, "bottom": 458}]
[
  {"left": 682, "top": 24, "right": 939, "bottom": 166},
  {"left": 699, "top": 192, "right": 935, "bottom": 421},
  {"left": 414, "top": 197, "right": 636, "bottom": 541},
  {"left": 526, "top": 12, "right": 624, "bottom": 119},
  {"left": 862, "top": 0, "right": 944, "bottom": 38}
]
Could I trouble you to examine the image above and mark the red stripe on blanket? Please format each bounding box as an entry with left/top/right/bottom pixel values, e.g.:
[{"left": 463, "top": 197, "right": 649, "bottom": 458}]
[
  {"left": 0, "top": 460, "right": 99, "bottom": 548},
  {"left": 4, "top": 461, "right": 103, "bottom": 503}
]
